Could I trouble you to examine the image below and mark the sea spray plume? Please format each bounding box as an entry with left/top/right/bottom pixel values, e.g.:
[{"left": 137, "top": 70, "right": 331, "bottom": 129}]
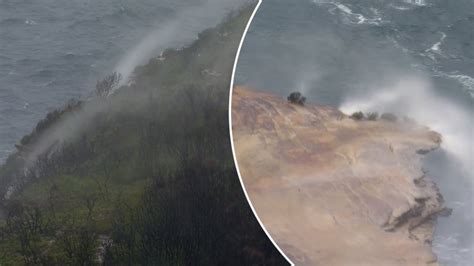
[
  {"left": 114, "top": 0, "right": 249, "bottom": 86},
  {"left": 294, "top": 65, "right": 323, "bottom": 96},
  {"left": 339, "top": 75, "right": 473, "bottom": 178},
  {"left": 26, "top": 0, "right": 251, "bottom": 162},
  {"left": 22, "top": 99, "right": 105, "bottom": 169},
  {"left": 1, "top": 1, "right": 254, "bottom": 199},
  {"left": 0, "top": 98, "right": 108, "bottom": 200},
  {"left": 96, "top": 72, "right": 122, "bottom": 97}
]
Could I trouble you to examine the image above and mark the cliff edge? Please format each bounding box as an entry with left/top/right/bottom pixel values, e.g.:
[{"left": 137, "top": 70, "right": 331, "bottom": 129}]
[{"left": 232, "top": 86, "right": 447, "bottom": 265}]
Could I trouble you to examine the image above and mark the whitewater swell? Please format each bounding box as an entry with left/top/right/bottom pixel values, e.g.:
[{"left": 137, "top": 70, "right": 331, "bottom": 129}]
[
  {"left": 443, "top": 73, "right": 474, "bottom": 98},
  {"left": 404, "top": 0, "right": 427, "bottom": 6},
  {"left": 312, "top": 0, "right": 386, "bottom": 26}
]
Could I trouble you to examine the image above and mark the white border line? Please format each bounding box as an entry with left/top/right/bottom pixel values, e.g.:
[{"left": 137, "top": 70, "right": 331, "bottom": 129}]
[{"left": 228, "top": 1, "right": 294, "bottom": 265}]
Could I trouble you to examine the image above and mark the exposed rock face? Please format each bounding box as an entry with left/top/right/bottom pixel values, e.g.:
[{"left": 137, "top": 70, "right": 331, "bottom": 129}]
[{"left": 232, "top": 86, "right": 446, "bottom": 266}]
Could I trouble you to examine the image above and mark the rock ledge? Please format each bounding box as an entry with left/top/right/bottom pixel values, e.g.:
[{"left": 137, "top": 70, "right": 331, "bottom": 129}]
[{"left": 232, "top": 86, "right": 447, "bottom": 266}]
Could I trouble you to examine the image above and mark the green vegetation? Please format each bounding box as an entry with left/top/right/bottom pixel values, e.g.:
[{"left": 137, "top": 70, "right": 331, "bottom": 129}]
[
  {"left": 0, "top": 3, "right": 286, "bottom": 265},
  {"left": 350, "top": 112, "right": 385, "bottom": 122},
  {"left": 287, "top": 92, "right": 306, "bottom": 106},
  {"left": 350, "top": 111, "right": 365, "bottom": 120}
]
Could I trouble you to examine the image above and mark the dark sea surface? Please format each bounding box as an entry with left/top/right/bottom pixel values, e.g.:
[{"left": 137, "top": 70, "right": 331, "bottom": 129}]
[
  {"left": 0, "top": 0, "right": 245, "bottom": 163},
  {"left": 236, "top": 0, "right": 473, "bottom": 265}
]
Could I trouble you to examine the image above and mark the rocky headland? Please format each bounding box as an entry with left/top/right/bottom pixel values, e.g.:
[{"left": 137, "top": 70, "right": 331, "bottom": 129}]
[
  {"left": 0, "top": 6, "right": 287, "bottom": 264},
  {"left": 232, "top": 86, "right": 449, "bottom": 265}
]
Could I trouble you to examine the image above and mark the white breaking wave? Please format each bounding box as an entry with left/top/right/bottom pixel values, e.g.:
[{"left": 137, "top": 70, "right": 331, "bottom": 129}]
[
  {"left": 24, "top": 19, "right": 37, "bottom": 25},
  {"left": 433, "top": 69, "right": 474, "bottom": 98},
  {"left": 389, "top": 4, "right": 412, "bottom": 11},
  {"left": 445, "top": 74, "right": 474, "bottom": 98},
  {"left": 403, "top": 0, "right": 427, "bottom": 6},
  {"left": 313, "top": 1, "right": 386, "bottom": 26},
  {"left": 421, "top": 32, "right": 447, "bottom": 62},
  {"left": 425, "top": 32, "right": 447, "bottom": 54},
  {"left": 330, "top": 3, "right": 385, "bottom": 25}
]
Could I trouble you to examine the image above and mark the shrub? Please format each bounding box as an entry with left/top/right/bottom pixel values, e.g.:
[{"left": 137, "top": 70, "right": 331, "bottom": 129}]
[
  {"left": 287, "top": 92, "right": 306, "bottom": 106},
  {"left": 350, "top": 111, "right": 365, "bottom": 120},
  {"left": 367, "top": 112, "right": 378, "bottom": 121},
  {"left": 381, "top": 112, "right": 398, "bottom": 122}
]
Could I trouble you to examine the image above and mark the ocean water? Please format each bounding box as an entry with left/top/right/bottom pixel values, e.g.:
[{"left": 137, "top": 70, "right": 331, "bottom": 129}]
[
  {"left": 0, "top": 0, "right": 246, "bottom": 163},
  {"left": 236, "top": 0, "right": 473, "bottom": 265}
]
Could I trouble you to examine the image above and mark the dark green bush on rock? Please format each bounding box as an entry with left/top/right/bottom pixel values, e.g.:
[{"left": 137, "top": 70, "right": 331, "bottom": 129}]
[
  {"left": 287, "top": 92, "right": 306, "bottom": 106},
  {"left": 350, "top": 111, "right": 365, "bottom": 120}
]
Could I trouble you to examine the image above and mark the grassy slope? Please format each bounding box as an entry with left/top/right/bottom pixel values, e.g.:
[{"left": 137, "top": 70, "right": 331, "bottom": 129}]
[{"left": 0, "top": 4, "right": 287, "bottom": 265}]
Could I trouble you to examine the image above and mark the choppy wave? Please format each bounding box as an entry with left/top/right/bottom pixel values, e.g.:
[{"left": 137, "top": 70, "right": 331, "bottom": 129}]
[
  {"left": 426, "top": 32, "right": 446, "bottom": 54},
  {"left": 445, "top": 74, "right": 474, "bottom": 98},
  {"left": 431, "top": 68, "right": 474, "bottom": 98},
  {"left": 420, "top": 32, "right": 447, "bottom": 62},
  {"left": 312, "top": 1, "right": 386, "bottom": 26},
  {"left": 389, "top": 0, "right": 429, "bottom": 11},
  {"left": 403, "top": 0, "right": 427, "bottom": 6},
  {"left": 24, "top": 19, "right": 37, "bottom": 25},
  {"left": 389, "top": 4, "right": 412, "bottom": 11},
  {"left": 386, "top": 29, "right": 473, "bottom": 99}
]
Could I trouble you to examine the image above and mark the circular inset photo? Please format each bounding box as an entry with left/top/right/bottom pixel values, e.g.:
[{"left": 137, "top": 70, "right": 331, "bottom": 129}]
[{"left": 231, "top": 0, "right": 474, "bottom": 265}]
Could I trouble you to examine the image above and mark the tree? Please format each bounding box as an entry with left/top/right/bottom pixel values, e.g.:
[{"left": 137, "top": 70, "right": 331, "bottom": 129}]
[
  {"left": 82, "top": 192, "right": 98, "bottom": 221},
  {"left": 59, "top": 225, "right": 97, "bottom": 265},
  {"left": 96, "top": 72, "right": 122, "bottom": 97},
  {"left": 5, "top": 203, "right": 51, "bottom": 265},
  {"left": 287, "top": 92, "right": 306, "bottom": 106}
]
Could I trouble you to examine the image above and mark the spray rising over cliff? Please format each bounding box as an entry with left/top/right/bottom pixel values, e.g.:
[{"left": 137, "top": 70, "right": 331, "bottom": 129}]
[{"left": 114, "top": 0, "right": 248, "bottom": 85}]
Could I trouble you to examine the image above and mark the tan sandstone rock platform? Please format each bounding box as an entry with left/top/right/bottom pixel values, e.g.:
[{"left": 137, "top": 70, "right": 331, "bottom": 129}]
[{"left": 231, "top": 86, "right": 447, "bottom": 266}]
